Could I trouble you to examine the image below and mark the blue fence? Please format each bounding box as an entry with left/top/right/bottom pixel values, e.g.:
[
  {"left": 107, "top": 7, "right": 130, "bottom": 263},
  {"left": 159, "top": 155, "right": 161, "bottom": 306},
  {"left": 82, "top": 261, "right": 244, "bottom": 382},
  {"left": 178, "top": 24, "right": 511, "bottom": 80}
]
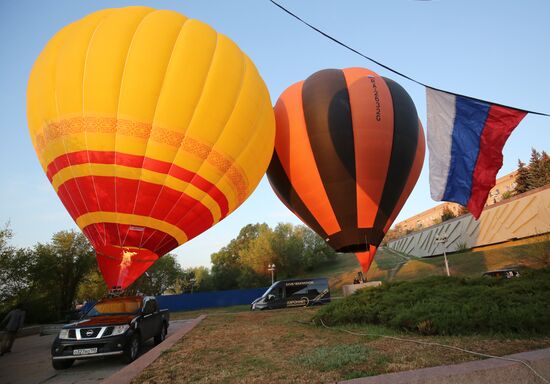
[{"left": 155, "top": 287, "right": 268, "bottom": 312}]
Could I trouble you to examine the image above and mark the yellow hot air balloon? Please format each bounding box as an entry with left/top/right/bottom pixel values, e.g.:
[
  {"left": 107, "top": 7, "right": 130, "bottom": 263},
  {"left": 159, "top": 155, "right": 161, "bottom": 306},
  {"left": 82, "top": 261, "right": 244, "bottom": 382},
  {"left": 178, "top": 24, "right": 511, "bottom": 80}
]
[{"left": 27, "top": 6, "right": 275, "bottom": 288}]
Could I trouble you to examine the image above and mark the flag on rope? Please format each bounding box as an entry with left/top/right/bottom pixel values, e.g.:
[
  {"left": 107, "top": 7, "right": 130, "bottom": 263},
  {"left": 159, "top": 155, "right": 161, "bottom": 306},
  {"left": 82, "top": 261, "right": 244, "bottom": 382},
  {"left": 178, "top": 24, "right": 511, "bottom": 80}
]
[{"left": 426, "top": 88, "right": 527, "bottom": 219}]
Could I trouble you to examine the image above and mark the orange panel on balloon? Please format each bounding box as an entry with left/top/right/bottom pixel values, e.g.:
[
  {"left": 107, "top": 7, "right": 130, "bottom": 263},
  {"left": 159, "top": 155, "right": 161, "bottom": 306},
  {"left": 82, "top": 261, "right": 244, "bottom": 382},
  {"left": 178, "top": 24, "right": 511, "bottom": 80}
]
[{"left": 267, "top": 68, "right": 424, "bottom": 274}]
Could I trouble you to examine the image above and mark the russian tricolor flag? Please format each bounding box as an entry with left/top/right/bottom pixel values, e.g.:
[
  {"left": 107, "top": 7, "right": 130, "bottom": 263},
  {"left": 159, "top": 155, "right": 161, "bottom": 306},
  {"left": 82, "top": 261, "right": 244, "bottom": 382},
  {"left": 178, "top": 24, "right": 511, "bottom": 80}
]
[{"left": 427, "top": 88, "right": 527, "bottom": 219}]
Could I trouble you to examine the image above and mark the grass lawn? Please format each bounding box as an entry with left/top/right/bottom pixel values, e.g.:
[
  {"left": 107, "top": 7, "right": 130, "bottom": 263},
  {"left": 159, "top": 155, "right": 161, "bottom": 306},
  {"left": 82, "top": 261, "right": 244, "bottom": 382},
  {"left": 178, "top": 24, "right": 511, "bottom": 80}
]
[
  {"left": 132, "top": 240, "right": 550, "bottom": 383},
  {"left": 133, "top": 306, "right": 550, "bottom": 383}
]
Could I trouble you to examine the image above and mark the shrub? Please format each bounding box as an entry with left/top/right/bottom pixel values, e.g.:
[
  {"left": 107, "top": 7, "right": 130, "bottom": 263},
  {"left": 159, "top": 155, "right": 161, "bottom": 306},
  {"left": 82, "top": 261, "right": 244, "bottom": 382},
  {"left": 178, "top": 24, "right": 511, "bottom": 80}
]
[
  {"left": 440, "top": 206, "right": 456, "bottom": 222},
  {"left": 454, "top": 241, "right": 469, "bottom": 252},
  {"left": 314, "top": 267, "right": 550, "bottom": 336}
]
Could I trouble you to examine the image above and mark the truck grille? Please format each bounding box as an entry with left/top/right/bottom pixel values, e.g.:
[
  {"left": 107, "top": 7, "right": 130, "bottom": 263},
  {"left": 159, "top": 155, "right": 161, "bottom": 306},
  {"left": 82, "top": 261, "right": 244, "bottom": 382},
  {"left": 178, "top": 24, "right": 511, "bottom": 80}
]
[{"left": 80, "top": 327, "right": 101, "bottom": 338}]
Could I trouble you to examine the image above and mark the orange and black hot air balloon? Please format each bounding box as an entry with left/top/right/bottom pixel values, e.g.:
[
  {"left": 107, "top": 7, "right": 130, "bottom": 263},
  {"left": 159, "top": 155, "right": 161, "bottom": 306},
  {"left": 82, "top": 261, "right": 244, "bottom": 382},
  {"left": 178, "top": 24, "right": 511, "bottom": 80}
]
[
  {"left": 267, "top": 67, "right": 425, "bottom": 274},
  {"left": 27, "top": 7, "right": 275, "bottom": 289}
]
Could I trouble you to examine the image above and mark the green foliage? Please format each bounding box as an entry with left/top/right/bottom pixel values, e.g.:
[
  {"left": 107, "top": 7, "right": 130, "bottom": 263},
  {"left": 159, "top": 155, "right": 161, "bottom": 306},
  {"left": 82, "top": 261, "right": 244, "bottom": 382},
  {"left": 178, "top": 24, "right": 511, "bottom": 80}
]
[
  {"left": 1, "top": 229, "right": 96, "bottom": 323},
  {"left": 514, "top": 148, "right": 550, "bottom": 194},
  {"left": 127, "top": 254, "right": 183, "bottom": 295},
  {"left": 240, "top": 224, "right": 276, "bottom": 275},
  {"left": 295, "top": 344, "right": 372, "bottom": 371},
  {"left": 454, "top": 241, "right": 469, "bottom": 252},
  {"left": 0, "top": 224, "right": 34, "bottom": 312},
  {"left": 76, "top": 265, "right": 107, "bottom": 302},
  {"left": 33, "top": 231, "right": 96, "bottom": 313},
  {"left": 298, "top": 225, "right": 337, "bottom": 271},
  {"left": 183, "top": 266, "right": 214, "bottom": 293},
  {"left": 209, "top": 222, "right": 336, "bottom": 290},
  {"left": 210, "top": 223, "right": 269, "bottom": 290},
  {"left": 440, "top": 206, "right": 456, "bottom": 222},
  {"left": 314, "top": 267, "right": 550, "bottom": 336},
  {"left": 500, "top": 190, "right": 515, "bottom": 200}
]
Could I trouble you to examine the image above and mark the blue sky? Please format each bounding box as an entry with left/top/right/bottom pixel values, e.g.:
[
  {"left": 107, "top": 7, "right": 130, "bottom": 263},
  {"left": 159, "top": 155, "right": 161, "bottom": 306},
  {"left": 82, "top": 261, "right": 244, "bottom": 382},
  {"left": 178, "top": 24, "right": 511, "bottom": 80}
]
[{"left": 1, "top": 0, "right": 548, "bottom": 268}]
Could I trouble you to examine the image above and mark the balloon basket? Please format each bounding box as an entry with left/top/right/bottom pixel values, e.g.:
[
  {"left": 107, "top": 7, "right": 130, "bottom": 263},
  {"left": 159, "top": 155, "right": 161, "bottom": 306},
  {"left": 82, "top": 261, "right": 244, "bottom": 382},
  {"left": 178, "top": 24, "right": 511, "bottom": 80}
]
[{"left": 107, "top": 286, "right": 125, "bottom": 297}]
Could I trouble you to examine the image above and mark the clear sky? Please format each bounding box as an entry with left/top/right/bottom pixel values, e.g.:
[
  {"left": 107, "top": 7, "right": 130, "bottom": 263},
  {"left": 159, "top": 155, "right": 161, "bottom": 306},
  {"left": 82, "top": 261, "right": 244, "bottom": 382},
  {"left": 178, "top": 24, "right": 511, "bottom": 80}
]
[{"left": 1, "top": 0, "right": 548, "bottom": 268}]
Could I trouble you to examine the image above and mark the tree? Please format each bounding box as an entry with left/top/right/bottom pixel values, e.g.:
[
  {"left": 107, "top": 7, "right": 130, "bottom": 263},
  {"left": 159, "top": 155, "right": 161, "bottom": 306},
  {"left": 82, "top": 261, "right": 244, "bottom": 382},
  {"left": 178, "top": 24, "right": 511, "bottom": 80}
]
[
  {"left": 179, "top": 266, "right": 214, "bottom": 293},
  {"left": 76, "top": 266, "right": 107, "bottom": 302},
  {"left": 270, "top": 223, "right": 303, "bottom": 276},
  {"left": 297, "top": 225, "right": 336, "bottom": 271},
  {"left": 210, "top": 222, "right": 339, "bottom": 289},
  {"left": 515, "top": 159, "right": 531, "bottom": 194},
  {"left": 127, "top": 254, "right": 183, "bottom": 295},
  {"left": 527, "top": 148, "right": 550, "bottom": 188},
  {"left": 236, "top": 265, "right": 269, "bottom": 288},
  {"left": 240, "top": 225, "right": 276, "bottom": 275},
  {"left": 32, "top": 231, "right": 96, "bottom": 315},
  {"left": 0, "top": 224, "right": 34, "bottom": 314},
  {"left": 210, "top": 223, "right": 269, "bottom": 290},
  {"left": 514, "top": 148, "right": 550, "bottom": 194}
]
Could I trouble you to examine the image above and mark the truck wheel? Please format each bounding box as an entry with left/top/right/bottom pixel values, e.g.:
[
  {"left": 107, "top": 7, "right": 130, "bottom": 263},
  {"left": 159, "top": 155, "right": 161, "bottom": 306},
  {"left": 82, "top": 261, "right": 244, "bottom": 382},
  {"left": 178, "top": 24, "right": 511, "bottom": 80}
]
[
  {"left": 52, "top": 359, "right": 74, "bottom": 370},
  {"left": 154, "top": 323, "right": 167, "bottom": 345},
  {"left": 122, "top": 334, "right": 140, "bottom": 364}
]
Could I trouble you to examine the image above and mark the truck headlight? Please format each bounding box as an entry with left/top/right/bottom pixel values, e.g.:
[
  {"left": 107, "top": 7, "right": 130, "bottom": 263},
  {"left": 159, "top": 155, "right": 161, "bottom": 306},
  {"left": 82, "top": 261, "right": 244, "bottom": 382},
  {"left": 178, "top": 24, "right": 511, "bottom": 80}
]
[
  {"left": 112, "top": 325, "right": 130, "bottom": 336},
  {"left": 59, "top": 329, "right": 70, "bottom": 339}
]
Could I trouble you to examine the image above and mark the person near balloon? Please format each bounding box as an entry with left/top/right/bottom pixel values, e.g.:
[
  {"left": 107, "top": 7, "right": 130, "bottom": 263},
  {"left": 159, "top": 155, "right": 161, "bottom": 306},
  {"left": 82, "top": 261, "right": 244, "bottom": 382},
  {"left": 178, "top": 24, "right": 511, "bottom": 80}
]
[{"left": 0, "top": 305, "right": 26, "bottom": 356}]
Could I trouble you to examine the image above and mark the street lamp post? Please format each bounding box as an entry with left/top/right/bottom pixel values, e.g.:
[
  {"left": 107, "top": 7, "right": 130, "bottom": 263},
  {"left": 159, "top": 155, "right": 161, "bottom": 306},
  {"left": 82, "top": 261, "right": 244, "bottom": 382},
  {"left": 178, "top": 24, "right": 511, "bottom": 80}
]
[
  {"left": 435, "top": 233, "right": 450, "bottom": 277},
  {"left": 267, "top": 263, "right": 276, "bottom": 285},
  {"left": 190, "top": 277, "right": 196, "bottom": 294}
]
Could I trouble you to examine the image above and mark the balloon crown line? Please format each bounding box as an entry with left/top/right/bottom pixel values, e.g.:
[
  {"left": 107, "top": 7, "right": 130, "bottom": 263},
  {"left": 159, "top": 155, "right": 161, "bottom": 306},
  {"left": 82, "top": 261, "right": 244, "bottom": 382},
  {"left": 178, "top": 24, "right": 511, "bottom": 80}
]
[{"left": 269, "top": 0, "right": 549, "bottom": 117}]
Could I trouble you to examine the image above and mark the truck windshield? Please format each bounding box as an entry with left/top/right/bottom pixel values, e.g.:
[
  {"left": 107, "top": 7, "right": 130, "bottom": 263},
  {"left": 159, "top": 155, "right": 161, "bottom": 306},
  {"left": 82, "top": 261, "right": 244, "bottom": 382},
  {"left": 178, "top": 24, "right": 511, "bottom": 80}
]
[
  {"left": 85, "top": 298, "right": 142, "bottom": 317},
  {"left": 262, "top": 282, "right": 285, "bottom": 299}
]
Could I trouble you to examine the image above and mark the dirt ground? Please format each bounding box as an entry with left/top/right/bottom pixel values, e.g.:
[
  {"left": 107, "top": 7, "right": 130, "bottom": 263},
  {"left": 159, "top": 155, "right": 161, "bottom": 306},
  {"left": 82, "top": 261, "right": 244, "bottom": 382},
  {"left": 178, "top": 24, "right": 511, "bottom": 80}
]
[{"left": 132, "top": 307, "right": 550, "bottom": 383}]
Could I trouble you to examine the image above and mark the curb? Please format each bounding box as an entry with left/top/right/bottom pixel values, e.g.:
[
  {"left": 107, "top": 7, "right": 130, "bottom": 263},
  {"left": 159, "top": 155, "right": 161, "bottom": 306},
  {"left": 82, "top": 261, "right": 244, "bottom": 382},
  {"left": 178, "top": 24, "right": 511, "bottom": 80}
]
[
  {"left": 339, "top": 347, "right": 550, "bottom": 384},
  {"left": 101, "top": 315, "right": 207, "bottom": 384}
]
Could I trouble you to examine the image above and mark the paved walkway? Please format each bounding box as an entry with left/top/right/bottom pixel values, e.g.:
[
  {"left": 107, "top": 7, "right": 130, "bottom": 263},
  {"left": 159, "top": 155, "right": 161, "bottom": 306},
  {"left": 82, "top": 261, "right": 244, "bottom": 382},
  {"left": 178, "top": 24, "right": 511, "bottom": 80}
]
[
  {"left": 340, "top": 347, "right": 550, "bottom": 384},
  {"left": 0, "top": 319, "right": 197, "bottom": 384},
  {"left": 102, "top": 315, "right": 206, "bottom": 384}
]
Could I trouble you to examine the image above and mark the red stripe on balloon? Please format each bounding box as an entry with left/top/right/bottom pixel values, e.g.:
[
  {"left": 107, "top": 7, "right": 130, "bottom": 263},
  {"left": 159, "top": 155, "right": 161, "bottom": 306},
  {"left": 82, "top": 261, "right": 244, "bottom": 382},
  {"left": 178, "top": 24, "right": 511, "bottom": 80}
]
[
  {"left": 57, "top": 176, "right": 214, "bottom": 241},
  {"left": 46, "top": 150, "right": 229, "bottom": 219},
  {"left": 83, "top": 223, "right": 178, "bottom": 256}
]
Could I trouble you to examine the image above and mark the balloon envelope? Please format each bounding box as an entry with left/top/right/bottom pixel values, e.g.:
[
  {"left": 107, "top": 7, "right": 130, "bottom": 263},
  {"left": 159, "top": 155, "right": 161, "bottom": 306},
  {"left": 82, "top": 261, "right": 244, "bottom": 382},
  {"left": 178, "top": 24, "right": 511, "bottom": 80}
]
[
  {"left": 27, "top": 7, "right": 275, "bottom": 288},
  {"left": 267, "top": 67, "right": 424, "bottom": 273}
]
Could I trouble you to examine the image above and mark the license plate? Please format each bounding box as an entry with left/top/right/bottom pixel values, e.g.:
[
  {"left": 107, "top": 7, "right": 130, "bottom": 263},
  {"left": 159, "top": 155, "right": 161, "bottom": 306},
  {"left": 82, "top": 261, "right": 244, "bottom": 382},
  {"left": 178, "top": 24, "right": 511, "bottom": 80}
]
[{"left": 73, "top": 348, "right": 98, "bottom": 356}]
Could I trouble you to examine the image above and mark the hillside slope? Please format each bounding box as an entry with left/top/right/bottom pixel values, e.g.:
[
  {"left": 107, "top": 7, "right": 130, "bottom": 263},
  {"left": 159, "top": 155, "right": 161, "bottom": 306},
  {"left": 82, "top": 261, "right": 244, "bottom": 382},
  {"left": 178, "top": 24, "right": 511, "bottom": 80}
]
[{"left": 299, "top": 237, "right": 550, "bottom": 292}]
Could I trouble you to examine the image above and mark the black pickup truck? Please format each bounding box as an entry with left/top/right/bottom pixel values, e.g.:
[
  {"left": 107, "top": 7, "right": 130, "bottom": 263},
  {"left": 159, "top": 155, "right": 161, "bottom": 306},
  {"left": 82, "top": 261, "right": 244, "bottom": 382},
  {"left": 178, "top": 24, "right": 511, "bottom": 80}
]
[{"left": 51, "top": 295, "right": 169, "bottom": 369}]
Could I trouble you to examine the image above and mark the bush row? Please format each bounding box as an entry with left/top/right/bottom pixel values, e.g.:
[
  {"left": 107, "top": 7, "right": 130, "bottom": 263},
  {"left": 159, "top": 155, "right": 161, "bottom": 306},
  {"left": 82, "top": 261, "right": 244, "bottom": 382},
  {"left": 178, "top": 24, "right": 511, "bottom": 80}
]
[{"left": 314, "top": 267, "right": 550, "bottom": 335}]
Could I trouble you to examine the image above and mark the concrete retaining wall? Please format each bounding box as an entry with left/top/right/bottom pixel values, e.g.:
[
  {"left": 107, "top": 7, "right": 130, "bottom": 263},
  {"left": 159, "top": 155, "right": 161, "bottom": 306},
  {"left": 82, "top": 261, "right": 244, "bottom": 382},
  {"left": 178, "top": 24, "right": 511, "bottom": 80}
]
[{"left": 388, "top": 185, "right": 550, "bottom": 257}]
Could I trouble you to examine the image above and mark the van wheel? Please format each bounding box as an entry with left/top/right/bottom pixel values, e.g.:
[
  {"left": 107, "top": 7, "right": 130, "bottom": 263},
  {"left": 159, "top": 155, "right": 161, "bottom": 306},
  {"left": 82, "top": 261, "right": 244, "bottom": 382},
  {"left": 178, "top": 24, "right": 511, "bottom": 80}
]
[
  {"left": 154, "top": 323, "right": 167, "bottom": 345},
  {"left": 52, "top": 359, "right": 74, "bottom": 370},
  {"left": 122, "top": 334, "right": 140, "bottom": 363},
  {"left": 301, "top": 297, "right": 310, "bottom": 307}
]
